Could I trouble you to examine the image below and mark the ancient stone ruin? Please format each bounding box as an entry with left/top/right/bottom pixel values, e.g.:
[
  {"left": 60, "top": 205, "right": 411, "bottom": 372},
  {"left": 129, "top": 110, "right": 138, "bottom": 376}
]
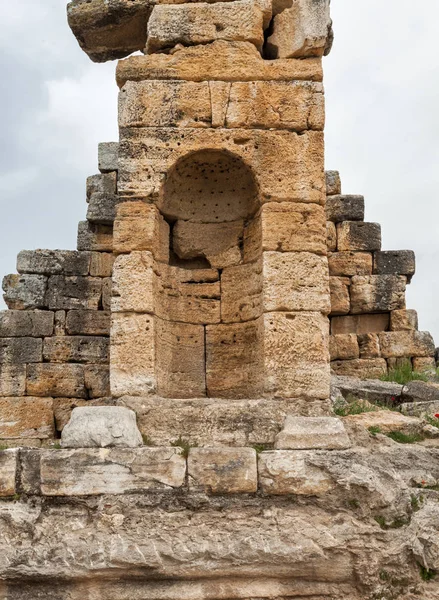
[{"left": 0, "top": 1, "right": 439, "bottom": 599}]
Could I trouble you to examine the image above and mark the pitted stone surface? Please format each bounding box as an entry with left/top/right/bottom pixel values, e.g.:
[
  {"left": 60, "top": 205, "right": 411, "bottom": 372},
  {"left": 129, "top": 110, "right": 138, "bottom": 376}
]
[{"left": 276, "top": 416, "right": 351, "bottom": 450}]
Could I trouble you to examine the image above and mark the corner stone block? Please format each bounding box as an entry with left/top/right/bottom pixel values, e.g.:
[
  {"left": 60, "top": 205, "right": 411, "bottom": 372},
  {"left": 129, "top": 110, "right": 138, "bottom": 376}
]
[
  {"left": 2, "top": 274, "right": 47, "bottom": 310},
  {"left": 86, "top": 193, "right": 118, "bottom": 225},
  {"left": 325, "top": 171, "right": 341, "bottom": 196},
  {"left": 0, "top": 310, "right": 54, "bottom": 338},
  {"left": 90, "top": 252, "right": 115, "bottom": 277},
  {"left": 84, "top": 365, "right": 111, "bottom": 398},
  {"left": 98, "top": 142, "right": 119, "bottom": 173},
  {"left": 258, "top": 451, "right": 334, "bottom": 496},
  {"left": 0, "top": 398, "right": 54, "bottom": 439},
  {"left": 0, "top": 450, "right": 18, "bottom": 497},
  {"left": 40, "top": 447, "right": 186, "bottom": 496},
  {"left": 337, "top": 222, "right": 381, "bottom": 252},
  {"left": 350, "top": 276, "right": 406, "bottom": 314},
  {"left": 86, "top": 172, "right": 117, "bottom": 200},
  {"left": 26, "top": 364, "right": 86, "bottom": 399},
  {"left": 275, "top": 417, "right": 350, "bottom": 450},
  {"left": 112, "top": 252, "right": 155, "bottom": 314},
  {"left": 390, "top": 309, "right": 418, "bottom": 332},
  {"left": 378, "top": 331, "right": 435, "bottom": 359},
  {"left": 17, "top": 250, "right": 91, "bottom": 276},
  {"left": 373, "top": 250, "right": 416, "bottom": 280},
  {"left": 326, "top": 195, "right": 364, "bottom": 223},
  {"left": 188, "top": 448, "right": 257, "bottom": 494},
  {"left": 328, "top": 252, "right": 372, "bottom": 277},
  {"left": 77, "top": 221, "right": 113, "bottom": 252}
]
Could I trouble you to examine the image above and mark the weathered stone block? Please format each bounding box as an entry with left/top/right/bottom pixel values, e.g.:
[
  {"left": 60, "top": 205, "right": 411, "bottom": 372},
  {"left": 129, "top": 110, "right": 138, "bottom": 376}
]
[
  {"left": 326, "top": 195, "right": 364, "bottom": 223},
  {"left": 40, "top": 447, "right": 186, "bottom": 496},
  {"left": 86, "top": 172, "right": 117, "bottom": 199},
  {"left": 173, "top": 220, "right": 243, "bottom": 267},
  {"left": 328, "top": 252, "right": 372, "bottom": 277},
  {"left": 330, "top": 358, "right": 388, "bottom": 379},
  {"left": 374, "top": 250, "right": 416, "bottom": 280},
  {"left": 110, "top": 312, "right": 156, "bottom": 397},
  {"left": 66, "top": 310, "right": 110, "bottom": 336},
  {"left": 0, "top": 365, "right": 26, "bottom": 397},
  {"left": 325, "top": 170, "right": 341, "bottom": 196},
  {"left": 0, "top": 310, "right": 54, "bottom": 338},
  {"left": 46, "top": 276, "right": 103, "bottom": 311},
  {"left": 27, "top": 364, "right": 86, "bottom": 399},
  {"left": 378, "top": 331, "right": 435, "bottom": 359},
  {"left": 156, "top": 319, "right": 206, "bottom": 399},
  {"left": 61, "top": 407, "right": 142, "bottom": 448},
  {"left": 329, "top": 277, "right": 350, "bottom": 315},
  {"left": 17, "top": 250, "right": 91, "bottom": 276},
  {"left": 263, "top": 252, "right": 330, "bottom": 314},
  {"left": 0, "top": 450, "right": 18, "bottom": 497},
  {"left": 0, "top": 338, "right": 42, "bottom": 364},
  {"left": 2, "top": 274, "right": 47, "bottom": 310},
  {"left": 84, "top": 365, "right": 111, "bottom": 398},
  {"left": 275, "top": 417, "right": 350, "bottom": 450},
  {"left": 112, "top": 252, "right": 155, "bottom": 314},
  {"left": 43, "top": 336, "right": 109, "bottom": 364},
  {"left": 188, "top": 448, "right": 257, "bottom": 494},
  {"left": 221, "top": 262, "right": 263, "bottom": 323},
  {"left": 402, "top": 380, "right": 439, "bottom": 404},
  {"left": 337, "top": 222, "right": 381, "bottom": 252},
  {"left": 146, "top": 0, "right": 269, "bottom": 54},
  {"left": 86, "top": 193, "right": 118, "bottom": 225},
  {"left": 350, "top": 276, "right": 406, "bottom": 314},
  {"left": 77, "top": 221, "right": 113, "bottom": 252},
  {"left": 259, "top": 450, "right": 334, "bottom": 496},
  {"left": 345, "top": 411, "right": 421, "bottom": 435},
  {"left": 326, "top": 221, "right": 337, "bottom": 252},
  {"left": 264, "top": 312, "right": 330, "bottom": 399},
  {"left": 89, "top": 252, "right": 115, "bottom": 277},
  {"left": 358, "top": 333, "right": 381, "bottom": 358},
  {"left": 331, "top": 313, "right": 390, "bottom": 335},
  {"left": 390, "top": 309, "right": 418, "bottom": 332},
  {"left": 101, "top": 277, "right": 112, "bottom": 311},
  {"left": 0, "top": 398, "right": 54, "bottom": 439},
  {"left": 329, "top": 334, "right": 359, "bottom": 361},
  {"left": 333, "top": 375, "right": 403, "bottom": 406},
  {"left": 412, "top": 357, "right": 436, "bottom": 372},
  {"left": 53, "top": 397, "right": 115, "bottom": 432},
  {"left": 98, "top": 142, "right": 119, "bottom": 173}
]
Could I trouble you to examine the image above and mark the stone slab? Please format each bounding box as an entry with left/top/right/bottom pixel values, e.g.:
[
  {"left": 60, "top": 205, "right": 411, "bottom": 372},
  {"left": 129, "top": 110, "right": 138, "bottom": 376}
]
[
  {"left": 331, "top": 314, "right": 390, "bottom": 335},
  {"left": 43, "top": 336, "right": 109, "bottom": 364},
  {"left": 0, "top": 398, "right": 54, "bottom": 439},
  {"left": 65, "top": 310, "right": 111, "bottom": 336},
  {"left": 350, "top": 276, "right": 406, "bottom": 314},
  {"left": 275, "top": 416, "right": 350, "bottom": 450},
  {"left": 188, "top": 447, "right": 257, "bottom": 494},
  {"left": 0, "top": 310, "right": 54, "bottom": 338},
  {"left": 2, "top": 274, "right": 47, "bottom": 310},
  {"left": 17, "top": 250, "right": 91, "bottom": 276},
  {"left": 378, "top": 331, "right": 435, "bottom": 358},
  {"left": 332, "top": 375, "right": 403, "bottom": 405},
  {"left": 26, "top": 364, "right": 86, "bottom": 399},
  {"left": 344, "top": 411, "right": 421, "bottom": 435},
  {"left": 325, "top": 195, "right": 364, "bottom": 223},
  {"left": 0, "top": 450, "right": 18, "bottom": 497},
  {"left": 325, "top": 170, "right": 341, "bottom": 196},
  {"left": 0, "top": 365, "right": 26, "bottom": 397}
]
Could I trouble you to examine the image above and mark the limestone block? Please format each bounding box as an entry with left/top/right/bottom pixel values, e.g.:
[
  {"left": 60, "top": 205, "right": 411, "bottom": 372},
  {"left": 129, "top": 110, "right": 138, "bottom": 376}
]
[
  {"left": 0, "top": 338, "right": 42, "bottom": 364},
  {"left": 173, "top": 220, "right": 243, "bottom": 267},
  {"left": 0, "top": 310, "right": 54, "bottom": 337},
  {"left": 325, "top": 170, "right": 341, "bottom": 196},
  {"left": 66, "top": 310, "right": 111, "bottom": 335},
  {"left": 221, "top": 262, "right": 263, "bottom": 323},
  {"left": 86, "top": 193, "right": 118, "bottom": 225},
  {"left": 0, "top": 398, "right": 54, "bottom": 439},
  {"left": 266, "top": 0, "right": 332, "bottom": 59},
  {"left": 40, "top": 447, "right": 186, "bottom": 496},
  {"left": 54, "top": 310, "right": 66, "bottom": 336},
  {"left": 155, "top": 319, "right": 206, "bottom": 398},
  {"left": 119, "top": 80, "right": 212, "bottom": 128},
  {"left": 43, "top": 337, "right": 109, "bottom": 364},
  {"left": 77, "top": 221, "right": 113, "bottom": 252},
  {"left": 390, "top": 309, "right": 418, "bottom": 332},
  {"left": 402, "top": 381, "right": 439, "bottom": 404},
  {"left": 0, "top": 450, "right": 18, "bottom": 497},
  {"left": 116, "top": 41, "right": 323, "bottom": 87},
  {"left": 46, "top": 276, "right": 103, "bottom": 311},
  {"left": 264, "top": 312, "right": 330, "bottom": 399},
  {"left": 345, "top": 411, "right": 421, "bottom": 435},
  {"left": 328, "top": 252, "right": 372, "bottom": 277},
  {"left": 412, "top": 357, "right": 436, "bottom": 372},
  {"left": 259, "top": 451, "right": 334, "bottom": 495},
  {"left": 326, "top": 221, "right": 337, "bottom": 252},
  {"left": 331, "top": 313, "right": 390, "bottom": 335},
  {"left": 263, "top": 252, "right": 330, "bottom": 314},
  {"left": 378, "top": 331, "right": 435, "bottom": 358},
  {"left": 27, "top": 364, "right": 86, "bottom": 399},
  {"left": 326, "top": 195, "right": 364, "bottom": 223},
  {"left": 329, "top": 334, "right": 359, "bottom": 361},
  {"left": 333, "top": 375, "right": 403, "bottom": 406},
  {"left": 112, "top": 252, "right": 155, "bottom": 313},
  {"left": 17, "top": 250, "right": 91, "bottom": 277},
  {"left": 225, "top": 81, "right": 325, "bottom": 131},
  {"left": 86, "top": 172, "right": 117, "bottom": 199},
  {"left": 337, "top": 222, "right": 382, "bottom": 252},
  {"left": 2, "top": 274, "right": 47, "bottom": 310},
  {"left": 61, "top": 407, "right": 142, "bottom": 448},
  {"left": 101, "top": 278, "right": 112, "bottom": 311},
  {"left": 89, "top": 252, "right": 115, "bottom": 277},
  {"left": 110, "top": 313, "right": 156, "bottom": 397},
  {"left": 53, "top": 397, "right": 115, "bottom": 432},
  {"left": 358, "top": 333, "right": 381, "bottom": 358},
  {"left": 350, "top": 276, "right": 406, "bottom": 314},
  {"left": 188, "top": 447, "right": 257, "bottom": 494},
  {"left": 0, "top": 365, "right": 26, "bottom": 397},
  {"left": 330, "top": 358, "right": 388, "bottom": 379},
  {"left": 275, "top": 416, "right": 350, "bottom": 450},
  {"left": 84, "top": 365, "right": 111, "bottom": 398},
  {"left": 98, "top": 142, "right": 119, "bottom": 173},
  {"left": 374, "top": 250, "right": 416, "bottom": 280},
  {"left": 329, "top": 277, "right": 350, "bottom": 315},
  {"left": 146, "top": 0, "right": 269, "bottom": 54},
  {"left": 206, "top": 319, "right": 264, "bottom": 398},
  {"left": 113, "top": 201, "right": 169, "bottom": 261}
]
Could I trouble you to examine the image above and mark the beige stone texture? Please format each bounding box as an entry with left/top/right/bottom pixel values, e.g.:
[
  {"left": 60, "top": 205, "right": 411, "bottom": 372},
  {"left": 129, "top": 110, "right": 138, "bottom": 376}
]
[
  {"left": 259, "top": 450, "right": 334, "bottom": 496},
  {"left": 146, "top": 0, "right": 269, "bottom": 54},
  {"left": 173, "top": 220, "right": 243, "bottom": 267},
  {"left": 331, "top": 313, "right": 390, "bottom": 335},
  {"left": 53, "top": 398, "right": 116, "bottom": 433},
  {"left": 378, "top": 331, "right": 435, "bottom": 359},
  {"left": 337, "top": 222, "right": 381, "bottom": 252},
  {"left": 89, "top": 252, "right": 115, "bottom": 277},
  {"left": 344, "top": 411, "right": 422, "bottom": 435},
  {"left": 328, "top": 252, "right": 373, "bottom": 277},
  {"left": 325, "top": 170, "right": 341, "bottom": 196},
  {"left": 43, "top": 336, "right": 109, "bottom": 364},
  {"left": 326, "top": 220, "right": 337, "bottom": 252},
  {"left": 0, "top": 398, "right": 54, "bottom": 439},
  {"left": 65, "top": 310, "right": 110, "bottom": 336},
  {"left": 77, "top": 221, "right": 113, "bottom": 252},
  {"left": 206, "top": 319, "right": 264, "bottom": 398},
  {"left": 155, "top": 319, "right": 206, "bottom": 398},
  {"left": 26, "top": 364, "right": 86, "bottom": 399},
  {"left": 413, "top": 357, "right": 437, "bottom": 372},
  {"left": 110, "top": 312, "right": 156, "bottom": 397},
  {"left": 329, "top": 334, "right": 359, "bottom": 361},
  {"left": 266, "top": 0, "right": 331, "bottom": 59},
  {"left": 116, "top": 41, "right": 323, "bottom": 87},
  {"left": 221, "top": 262, "right": 263, "bottom": 323},
  {"left": 390, "top": 309, "right": 419, "bottom": 332},
  {"left": 113, "top": 201, "right": 169, "bottom": 261},
  {"left": 330, "top": 358, "right": 388, "bottom": 379},
  {"left": 264, "top": 312, "right": 330, "bottom": 399},
  {"left": 358, "top": 333, "right": 381, "bottom": 358},
  {"left": 188, "top": 447, "right": 257, "bottom": 494},
  {"left": 0, "top": 365, "right": 26, "bottom": 397},
  {"left": 275, "top": 416, "right": 350, "bottom": 450},
  {"left": 101, "top": 277, "right": 112, "bottom": 311},
  {"left": 0, "top": 450, "right": 17, "bottom": 497},
  {"left": 350, "top": 275, "right": 406, "bottom": 314},
  {"left": 329, "top": 276, "right": 350, "bottom": 315},
  {"left": 112, "top": 251, "right": 155, "bottom": 313},
  {"left": 263, "top": 252, "right": 330, "bottom": 314},
  {"left": 209, "top": 81, "right": 231, "bottom": 128},
  {"left": 40, "top": 447, "right": 186, "bottom": 496}
]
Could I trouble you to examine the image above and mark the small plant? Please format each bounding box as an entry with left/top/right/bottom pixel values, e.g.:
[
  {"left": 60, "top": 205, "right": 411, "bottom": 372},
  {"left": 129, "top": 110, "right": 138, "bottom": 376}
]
[
  {"left": 334, "top": 397, "right": 380, "bottom": 417},
  {"left": 52, "top": 443, "right": 62, "bottom": 450},
  {"left": 374, "top": 515, "right": 409, "bottom": 530},
  {"left": 381, "top": 364, "right": 429, "bottom": 385},
  {"left": 410, "top": 494, "right": 422, "bottom": 512},
  {"left": 171, "top": 436, "right": 198, "bottom": 459},
  {"left": 13, "top": 493, "right": 21, "bottom": 502},
  {"left": 252, "top": 443, "right": 273, "bottom": 454},
  {"left": 419, "top": 564, "right": 437, "bottom": 582},
  {"left": 0, "top": 445, "right": 8, "bottom": 451},
  {"left": 368, "top": 425, "right": 382, "bottom": 436},
  {"left": 142, "top": 434, "right": 154, "bottom": 446},
  {"left": 379, "top": 569, "right": 390, "bottom": 582},
  {"left": 386, "top": 431, "right": 424, "bottom": 444},
  {"left": 347, "top": 498, "right": 360, "bottom": 509},
  {"left": 425, "top": 415, "right": 439, "bottom": 429}
]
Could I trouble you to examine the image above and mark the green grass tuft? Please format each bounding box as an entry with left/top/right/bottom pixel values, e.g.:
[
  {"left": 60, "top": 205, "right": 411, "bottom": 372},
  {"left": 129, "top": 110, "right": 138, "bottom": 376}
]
[
  {"left": 142, "top": 434, "right": 154, "bottom": 446},
  {"left": 368, "top": 425, "right": 382, "bottom": 436},
  {"left": 381, "top": 363, "right": 429, "bottom": 385},
  {"left": 171, "top": 436, "right": 198, "bottom": 459},
  {"left": 334, "top": 397, "right": 381, "bottom": 417},
  {"left": 425, "top": 415, "right": 439, "bottom": 429},
  {"left": 386, "top": 431, "right": 424, "bottom": 444},
  {"left": 419, "top": 564, "right": 437, "bottom": 582}
]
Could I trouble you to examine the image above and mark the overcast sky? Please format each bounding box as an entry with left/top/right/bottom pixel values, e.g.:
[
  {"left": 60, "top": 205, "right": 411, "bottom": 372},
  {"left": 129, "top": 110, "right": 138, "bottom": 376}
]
[{"left": 1, "top": 0, "right": 438, "bottom": 345}]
